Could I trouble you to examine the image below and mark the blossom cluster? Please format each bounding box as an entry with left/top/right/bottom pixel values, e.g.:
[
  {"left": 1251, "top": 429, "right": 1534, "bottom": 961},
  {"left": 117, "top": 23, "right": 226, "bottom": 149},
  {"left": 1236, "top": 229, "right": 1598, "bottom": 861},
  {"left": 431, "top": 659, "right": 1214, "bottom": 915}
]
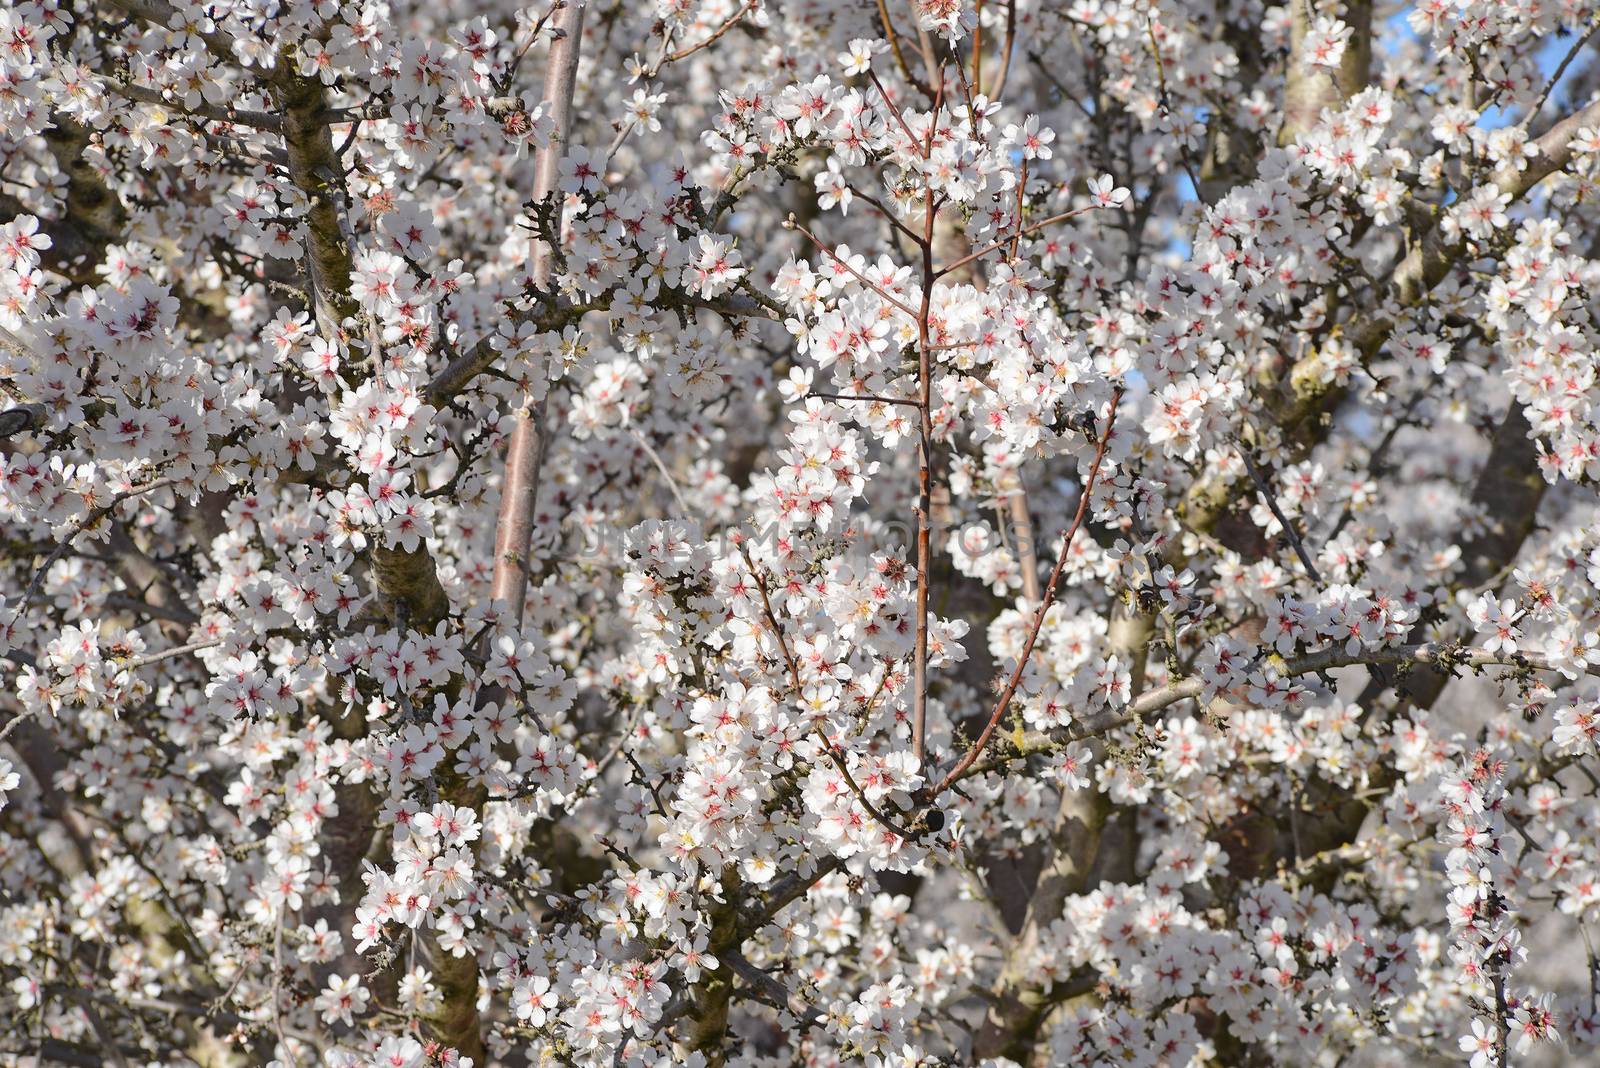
[{"left": 2, "top": 1, "right": 1600, "bottom": 1067}]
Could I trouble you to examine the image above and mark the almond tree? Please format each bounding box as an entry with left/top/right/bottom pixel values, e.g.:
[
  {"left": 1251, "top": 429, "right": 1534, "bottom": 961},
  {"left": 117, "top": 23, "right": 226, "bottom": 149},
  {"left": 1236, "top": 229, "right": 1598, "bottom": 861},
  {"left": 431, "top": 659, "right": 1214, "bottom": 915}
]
[{"left": 2, "top": 2, "right": 1600, "bottom": 1067}]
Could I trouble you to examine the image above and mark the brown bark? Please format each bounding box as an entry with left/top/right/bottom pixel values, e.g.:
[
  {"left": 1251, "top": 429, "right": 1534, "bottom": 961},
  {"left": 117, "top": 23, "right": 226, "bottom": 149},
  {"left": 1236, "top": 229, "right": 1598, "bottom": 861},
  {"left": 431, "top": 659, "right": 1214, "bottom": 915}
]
[
  {"left": 971, "top": 600, "right": 1152, "bottom": 1061},
  {"left": 1280, "top": 1, "right": 1373, "bottom": 145},
  {"left": 268, "top": 37, "right": 484, "bottom": 1063},
  {"left": 680, "top": 875, "right": 742, "bottom": 1067},
  {"left": 272, "top": 62, "right": 359, "bottom": 339},
  {"left": 1181, "top": 90, "right": 1600, "bottom": 554},
  {"left": 972, "top": 784, "right": 1108, "bottom": 1061}
]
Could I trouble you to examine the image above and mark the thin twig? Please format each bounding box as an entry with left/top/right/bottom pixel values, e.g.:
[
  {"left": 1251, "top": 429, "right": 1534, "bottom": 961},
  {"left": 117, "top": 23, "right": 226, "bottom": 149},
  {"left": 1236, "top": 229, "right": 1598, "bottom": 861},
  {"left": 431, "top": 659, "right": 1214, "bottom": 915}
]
[
  {"left": 1521, "top": 14, "right": 1600, "bottom": 129},
  {"left": 736, "top": 542, "right": 803, "bottom": 694},
  {"left": 873, "top": 0, "right": 933, "bottom": 98},
  {"left": 933, "top": 392, "right": 1122, "bottom": 796},
  {"left": 935, "top": 205, "right": 1092, "bottom": 278},
  {"left": 812, "top": 727, "right": 917, "bottom": 839},
  {"left": 110, "top": 638, "right": 224, "bottom": 673},
  {"left": 664, "top": 0, "right": 755, "bottom": 62},
  {"left": 785, "top": 215, "right": 921, "bottom": 319},
  {"left": 810, "top": 391, "right": 923, "bottom": 408},
  {"left": 910, "top": 75, "right": 944, "bottom": 771},
  {"left": 1239, "top": 446, "right": 1323, "bottom": 583},
  {"left": 868, "top": 67, "right": 928, "bottom": 152},
  {"left": 17, "top": 477, "right": 179, "bottom": 615},
  {"left": 632, "top": 428, "right": 695, "bottom": 516},
  {"left": 987, "top": 0, "right": 1020, "bottom": 99}
]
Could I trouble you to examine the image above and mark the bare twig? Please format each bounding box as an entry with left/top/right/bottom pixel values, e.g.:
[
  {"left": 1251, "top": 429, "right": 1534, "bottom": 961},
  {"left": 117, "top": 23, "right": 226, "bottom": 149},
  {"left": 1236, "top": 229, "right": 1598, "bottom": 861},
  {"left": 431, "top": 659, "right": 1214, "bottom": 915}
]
[
  {"left": 873, "top": 0, "right": 933, "bottom": 98},
  {"left": 735, "top": 542, "right": 803, "bottom": 694},
  {"left": 664, "top": 0, "right": 755, "bottom": 63},
  {"left": 1521, "top": 14, "right": 1600, "bottom": 129},
  {"left": 110, "top": 638, "right": 224, "bottom": 673},
  {"left": 986, "top": 0, "right": 1020, "bottom": 100}
]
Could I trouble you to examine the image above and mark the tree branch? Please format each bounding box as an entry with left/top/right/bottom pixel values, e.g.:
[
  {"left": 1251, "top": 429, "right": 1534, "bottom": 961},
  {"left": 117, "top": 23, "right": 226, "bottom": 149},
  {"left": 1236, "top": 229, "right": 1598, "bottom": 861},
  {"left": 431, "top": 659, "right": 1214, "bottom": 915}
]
[{"left": 485, "top": 1, "right": 588, "bottom": 628}]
